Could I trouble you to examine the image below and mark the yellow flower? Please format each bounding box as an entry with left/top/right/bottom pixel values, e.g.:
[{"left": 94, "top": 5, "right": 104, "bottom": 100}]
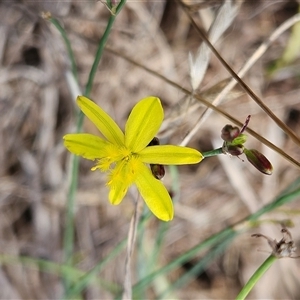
[{"left": 63, "top": 96, "right": 203, "bottom": 221}]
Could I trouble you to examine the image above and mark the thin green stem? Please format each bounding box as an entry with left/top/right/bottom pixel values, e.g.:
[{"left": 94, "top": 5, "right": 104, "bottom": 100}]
[
  {"left": 45, "top": 16, "right": 84, "bottom": 290},
  {"left": 63, "top": 156, "right": 79, "bottom": 264},
  {"left": 131, "top": 228, "right": 235, "bottom": 295},
  {"left": 65, "top": 239, "right": 126, "bottom": 298},
  {"left": 158, "top": 233, "right": 235, "bottom": 299},
  {"left": 84, "top": 0, "right": 126, "bottom": 98},
  {"left": 63, "top": 112, "right": 84, "bottom": 294},
  {"left": 56, "top": 1, "right": 126, "bottom": 295},
  {"left": 47, "top": 16, "right": 81, "bottom": 293},
  {"left": 84, "top": 15, "right": 115, "bottom": 97},
  {"left": 202, "top": 147, "right": 223, "bottom": 158},
  {"left": 115, "top": 1, "right": 126, "bottom": 14},
  {"left": 236, "top": 255, "right": 277, "bottom": 300},
  {"left": 48, "top": 18, "right": 78, "bottom": 81}
]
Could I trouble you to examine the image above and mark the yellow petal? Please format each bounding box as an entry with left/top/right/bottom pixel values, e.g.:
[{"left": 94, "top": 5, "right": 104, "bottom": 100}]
[
  {"left": 134, "top": 162, "right": 173, "bottom": 221},
  {"left": 108, "top": 183, "right": 128, "bottom": 205},
  {"left": 77, "top": 96, "right": 125, "bottom": 146},
  {"left": 107, "top": 160, "right": 137, "bottom": 205},
  {"left": 125, "top": 97, "right": 163, "bottom": 152},
  {"left": 63, "top": 133, "right": 111, "bottom": 160},
  {"left": 139, "top": 145, "right": 203, "bottom": 165}
]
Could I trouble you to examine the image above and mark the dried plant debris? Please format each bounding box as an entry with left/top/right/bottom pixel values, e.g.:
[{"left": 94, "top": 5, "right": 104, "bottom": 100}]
[
  {"left": 0, "top": 1, "right": 300, "bottom": 299},
  {"left": 252, "top": 228, "right": 300, "bottom": 259}
]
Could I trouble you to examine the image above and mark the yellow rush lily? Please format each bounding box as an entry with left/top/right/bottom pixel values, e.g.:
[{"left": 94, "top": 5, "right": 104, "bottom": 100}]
[{"left": 63, "top": 96, "right": 203, "bottom": 221}]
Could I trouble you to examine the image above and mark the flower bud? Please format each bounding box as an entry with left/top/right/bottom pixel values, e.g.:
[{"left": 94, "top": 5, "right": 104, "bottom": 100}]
[
  {"left": 224, "top": 144, "right": 244, "bottom": 156},
  {"left": 148, "top": 137, "right": 165, "bottom": 179},
  {"left": 148, "top": 137, "right": 160, "bottom": 146},
  {"left": 231, "top": 133, "right": 247, "bottom": 146},
  {"left": 244, "top": 148, "right": 273, "bottom": 175},
  {"left": 150, "top": 164, "right": 165, "bottom": 180},
  {"left": 221, "top": 125, "right": 240, "bottom": 142}
]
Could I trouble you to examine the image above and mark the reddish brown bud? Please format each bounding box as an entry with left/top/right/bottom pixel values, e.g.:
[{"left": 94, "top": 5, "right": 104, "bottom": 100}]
[
  {"left": 225, "top": 144, "right": 244, "bottom": 156},
  {"left": 148, "top": 137, "right": 165, "bottom": 179},
  {"left": 148, "top": 137, "right": 160, "bottom": 147},
  {"left": 244, "top": 148, "right": 273, "bottom": 175},
  {"left": 221, "top": 125, "right": 240, "bottom": 142},
  {"left": 150, "top": 164, "right": 165, "bottom": 180}
]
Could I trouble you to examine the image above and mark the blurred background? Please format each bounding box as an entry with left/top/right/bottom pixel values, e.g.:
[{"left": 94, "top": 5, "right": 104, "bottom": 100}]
[{"left": 0, "top": 0, "right": 300, "bottom": 299}]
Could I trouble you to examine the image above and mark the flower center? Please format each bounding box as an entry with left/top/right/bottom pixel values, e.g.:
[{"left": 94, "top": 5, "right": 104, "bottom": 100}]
[
  {"left": 107, "top": 156, "right": 140, "bottom": 188},
  {"left": 92, "top": 145, "right": 133, "bottom": 172}
]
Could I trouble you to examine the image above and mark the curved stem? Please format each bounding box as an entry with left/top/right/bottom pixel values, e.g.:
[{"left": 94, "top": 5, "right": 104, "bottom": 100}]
[{"left": 236, "top": 255, "right": 277, "bottom": 300}]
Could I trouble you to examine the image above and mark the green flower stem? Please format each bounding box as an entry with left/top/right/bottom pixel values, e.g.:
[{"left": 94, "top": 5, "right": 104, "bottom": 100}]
[
  {"left": 50, "top": 0, "right": 127, "bottom": 295},
  {"left": 236, "top": 255, "right": 277, "bottom": 300},
  {"left": 84, "top": 0, "right": 126, "bottom": 97},
  {"left": 47, "top": 16, "right": 80, "bottom": 293},
  {"left": 84, "top": 15, "right": 115, "bottom": 97},
  {"left": 202, "top": 147, "right": 223, "bottom": 158},
  {"left": 48, "top": 18, "right": 78, "bottom": 81},
  {"left": 63, "top": 108, "right": 84, "bottom": 294}
]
